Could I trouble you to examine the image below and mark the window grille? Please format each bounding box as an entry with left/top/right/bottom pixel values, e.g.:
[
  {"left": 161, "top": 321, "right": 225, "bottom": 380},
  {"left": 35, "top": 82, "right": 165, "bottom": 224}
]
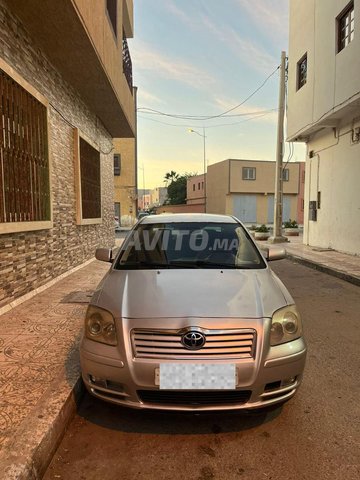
[{"left": 0, "top": 68, "right": 50, "bottom": 223}]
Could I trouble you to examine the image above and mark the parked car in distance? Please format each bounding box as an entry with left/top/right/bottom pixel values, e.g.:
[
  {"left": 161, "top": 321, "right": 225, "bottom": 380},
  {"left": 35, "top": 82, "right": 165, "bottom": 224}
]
[
  {"left": 80, "top": 213, "right": 307, "bottom": 411},
  {"left": 137, "top": 211, "right": 149, "bottom": 220}
]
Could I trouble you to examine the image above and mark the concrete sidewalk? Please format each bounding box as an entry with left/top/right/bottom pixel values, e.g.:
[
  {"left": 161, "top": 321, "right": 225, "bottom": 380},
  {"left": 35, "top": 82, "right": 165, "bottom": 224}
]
[
  {"left": 0, "top": 258, "right": 111, "bottom": 479},
  {"left": 1, "top": 234, "right": 359, "bottom": 479},
  {"left": 263, "top": 235, "right": 360, "bottom": 286}
]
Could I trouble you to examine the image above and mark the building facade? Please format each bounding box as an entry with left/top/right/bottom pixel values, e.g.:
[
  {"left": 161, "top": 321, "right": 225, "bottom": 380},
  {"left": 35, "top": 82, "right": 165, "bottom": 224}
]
[
  {"left": 186, "top": 174, "right": 206, "bottom": 212},
  {"left": 206, "top": 159, "right": 304, "bottom": 225},
  {"left": 288, "top": 0, "right": 360, "bottom": 255},
  {"left": 0, "top": 0, "right": 135, "bottom": 307},
  {"left": 113, "top": 135, "right": 137, "bottom": 227}
]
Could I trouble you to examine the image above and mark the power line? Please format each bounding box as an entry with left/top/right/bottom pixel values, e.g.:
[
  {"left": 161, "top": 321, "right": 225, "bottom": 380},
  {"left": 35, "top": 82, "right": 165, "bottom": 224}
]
[
  {"left": 137, "top": 65, "right": 280, "bottom": 121},
  {"left": 138, "top": 109, "right": 277, "bottom": 129}
]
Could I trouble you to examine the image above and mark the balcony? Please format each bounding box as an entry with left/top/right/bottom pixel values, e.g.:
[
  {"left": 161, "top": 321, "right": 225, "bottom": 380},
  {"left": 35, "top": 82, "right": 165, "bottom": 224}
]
[
  {"left": 122, "top": 34, "right": 133, "bottom": 92},
  {"left": 6, "top": 0, "right": 135, "bottom": 138}
]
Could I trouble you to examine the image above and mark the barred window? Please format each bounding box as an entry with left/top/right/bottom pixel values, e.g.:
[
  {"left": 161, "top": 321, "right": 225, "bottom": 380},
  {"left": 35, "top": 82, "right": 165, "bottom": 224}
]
[
  {"left": 297, "top": 54, "right": 307, "bottom": 90},
  {"left": 114, "top": 153, "right": 121, "bottom": 175},
  {"left": 79, "top": 137, "right": 101, "bottom": 219},
  {"left": 0, "top": 68, "right": 50, "bottom": 225},
  {"left": 282, "top": 168, "right": 289, "bottom": 182}
]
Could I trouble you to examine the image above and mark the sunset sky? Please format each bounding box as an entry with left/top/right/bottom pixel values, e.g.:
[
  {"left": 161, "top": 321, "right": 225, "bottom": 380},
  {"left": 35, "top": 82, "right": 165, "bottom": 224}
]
[{"left": 130, "top": 0, "right": 305, "bottom": 189}]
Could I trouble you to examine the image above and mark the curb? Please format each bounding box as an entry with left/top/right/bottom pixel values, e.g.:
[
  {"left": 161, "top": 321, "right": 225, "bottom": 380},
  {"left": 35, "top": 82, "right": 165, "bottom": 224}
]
[
  {"left": 0, "top": 368, "right": 84, "bottom": 480},
  {"left": 285, "top": 252, "right": 360, "bottom": 287}
]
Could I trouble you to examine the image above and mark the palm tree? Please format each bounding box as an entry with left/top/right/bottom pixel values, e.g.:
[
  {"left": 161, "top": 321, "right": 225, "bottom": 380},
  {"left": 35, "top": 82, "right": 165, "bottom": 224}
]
[{"left": 164, "top": 170, "right": 179, "bottom": 185}]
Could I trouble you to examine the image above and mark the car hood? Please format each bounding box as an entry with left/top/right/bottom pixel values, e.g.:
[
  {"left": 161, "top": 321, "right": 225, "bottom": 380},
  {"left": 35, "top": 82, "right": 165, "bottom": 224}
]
[{"left": 95, "top": 268, "right": 293, "bottom": 319}]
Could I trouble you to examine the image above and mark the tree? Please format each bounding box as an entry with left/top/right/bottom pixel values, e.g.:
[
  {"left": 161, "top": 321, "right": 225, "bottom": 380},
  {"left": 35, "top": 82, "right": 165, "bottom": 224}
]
[{"left": 166, "top": 175, "right": 187, "bottom": 205}]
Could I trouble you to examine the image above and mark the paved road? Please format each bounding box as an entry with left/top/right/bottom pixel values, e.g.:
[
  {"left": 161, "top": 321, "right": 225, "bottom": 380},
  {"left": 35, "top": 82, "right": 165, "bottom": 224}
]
[{"left": 44, "top": 260, "right": 360, "bottom": 480}]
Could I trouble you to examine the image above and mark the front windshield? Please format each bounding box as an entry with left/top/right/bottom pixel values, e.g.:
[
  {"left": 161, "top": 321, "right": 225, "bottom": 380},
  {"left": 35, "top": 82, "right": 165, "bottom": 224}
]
[{"left": 115, "top": 222, "right": 266, "bottom": 270}]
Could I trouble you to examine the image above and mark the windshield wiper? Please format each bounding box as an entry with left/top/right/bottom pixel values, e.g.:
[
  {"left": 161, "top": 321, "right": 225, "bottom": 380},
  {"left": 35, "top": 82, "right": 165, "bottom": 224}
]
[
  {"left": 168, "top": 260, "right": 236, "bottom": 269},
  {"left": 119, "top": 261, "right": 170, "bottom": 269}
]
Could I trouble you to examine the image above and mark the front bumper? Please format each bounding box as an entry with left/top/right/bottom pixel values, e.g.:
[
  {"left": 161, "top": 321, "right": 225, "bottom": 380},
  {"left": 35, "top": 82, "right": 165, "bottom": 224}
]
[{"left": 80, "top": 318, "right": 307, "bottom": 411}]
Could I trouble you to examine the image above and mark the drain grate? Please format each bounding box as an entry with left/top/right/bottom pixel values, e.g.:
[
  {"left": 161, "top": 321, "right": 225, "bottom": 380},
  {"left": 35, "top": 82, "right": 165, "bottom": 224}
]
[{"left": 60, "top": 290, "right": 94, "bottom": 304}]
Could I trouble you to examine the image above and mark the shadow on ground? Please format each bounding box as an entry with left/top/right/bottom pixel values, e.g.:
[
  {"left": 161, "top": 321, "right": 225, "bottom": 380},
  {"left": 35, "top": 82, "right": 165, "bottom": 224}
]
[{"left": 78, "top": 391, "right": 282, "bottom": 435}]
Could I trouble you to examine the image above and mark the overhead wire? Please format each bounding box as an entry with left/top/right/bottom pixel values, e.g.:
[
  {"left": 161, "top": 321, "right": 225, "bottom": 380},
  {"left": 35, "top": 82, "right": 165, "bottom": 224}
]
[
  {"left": 137, "top": 65, "right": 280, "bottom": 121},
  {"left": 138, "top": 109, "right": 277, "bottom": 129}
]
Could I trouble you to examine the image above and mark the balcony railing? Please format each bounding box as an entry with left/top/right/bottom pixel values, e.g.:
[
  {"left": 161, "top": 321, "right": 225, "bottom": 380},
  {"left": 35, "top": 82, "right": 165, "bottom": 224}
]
[{"left": 122, "top": 34, "right": 133, "bottom": 92}]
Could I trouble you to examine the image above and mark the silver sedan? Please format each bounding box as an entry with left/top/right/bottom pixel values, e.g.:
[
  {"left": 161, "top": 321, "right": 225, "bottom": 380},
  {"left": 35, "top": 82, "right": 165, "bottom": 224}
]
[{"left": 80, "top": 214, "right": 307, "bottom": 411}]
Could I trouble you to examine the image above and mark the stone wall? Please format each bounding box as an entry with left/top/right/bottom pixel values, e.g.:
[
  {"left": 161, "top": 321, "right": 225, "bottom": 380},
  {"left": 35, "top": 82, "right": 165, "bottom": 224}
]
[{"left": 0, "top": 1, "right": 114, "bottom": 307}]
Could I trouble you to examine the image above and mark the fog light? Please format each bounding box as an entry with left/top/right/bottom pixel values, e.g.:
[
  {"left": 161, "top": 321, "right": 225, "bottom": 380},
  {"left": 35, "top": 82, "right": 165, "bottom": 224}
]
[
  {"left": 281, "top": 376, "right": 297, "bottom": 387},
  {"left": 89, "top": 375, "right": 107, "bottom": 388}
]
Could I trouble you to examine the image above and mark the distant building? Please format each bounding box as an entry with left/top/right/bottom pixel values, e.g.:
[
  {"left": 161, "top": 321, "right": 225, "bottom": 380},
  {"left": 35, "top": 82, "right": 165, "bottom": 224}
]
[
  {"left": 0, "top": 0, "right": 135, "bottom": 308},
  {"left": 288, "top": 0, "right": 360, "bottom": 255},
  {"left": 206, "top": 159, "right": 305, "bottom": 225},
  {"left": 138, "top": 190, "right": 151, "bottom": 211},
  {"left": 113, "top": 131, "right": 137, "bottom": 227},
  {"left": 150, "top": 187, "right": 168, "bottom": 207},
  {"left": 186, "top": 174, "right": 206, "bottom": 212}
]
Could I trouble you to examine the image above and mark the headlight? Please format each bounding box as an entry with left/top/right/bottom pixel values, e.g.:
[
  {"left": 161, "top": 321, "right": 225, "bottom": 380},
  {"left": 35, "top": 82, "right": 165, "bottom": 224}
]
[
  {"left": 85, "top": 305, "right": 117, "bottom": 346},
  {"left": 270, "top": 305, "right": 302, "bottom": 346}
]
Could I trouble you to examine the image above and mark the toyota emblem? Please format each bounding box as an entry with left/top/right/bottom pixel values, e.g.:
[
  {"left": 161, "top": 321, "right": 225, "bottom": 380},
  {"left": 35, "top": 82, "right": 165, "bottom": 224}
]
[{"left": 181, "top": 331, "right": 206, "bottom": 350}]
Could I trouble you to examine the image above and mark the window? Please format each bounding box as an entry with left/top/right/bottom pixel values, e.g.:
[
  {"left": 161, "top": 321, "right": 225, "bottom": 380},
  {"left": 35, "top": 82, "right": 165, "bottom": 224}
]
[
  {"left": 0, "top": 65, "right": 51, "bottom": 233},
  {"left": 193, "top": 184, "right": 195, "bottom": 191},
  {"left": 338, "top": 2, "right": 354, "bottom": 52},
  {"left": 297, "top": 54, "right": 307, "bottom": 90},
  {"left": 74, "top": 130, "right": 101, "bottom": 224},
  {"left": 106, "top": 0, "right": 117, "bottom": 38},
  {"left": 282, "top": 169, "right": 289, "bottom": 182},
  {"left": 198, "top": 182, "right": 201, "bottom": 190},
  {"left": 242, "top": 167, "right": 256, "bottom": 180},
  {"left": 114, "top": 202, "right": 120, "bottom": 221},
  {"left": 114, "top": 154, "right": 121, "bottom": 176},
  {"left": 202, "top": 182, "right": 204, "bottom": 189}
]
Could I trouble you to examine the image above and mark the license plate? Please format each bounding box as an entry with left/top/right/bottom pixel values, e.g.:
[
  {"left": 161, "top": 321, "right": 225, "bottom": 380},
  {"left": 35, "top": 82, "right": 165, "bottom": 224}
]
[{"left": 157, "top": 363, "right": 236, "bottom": 390}]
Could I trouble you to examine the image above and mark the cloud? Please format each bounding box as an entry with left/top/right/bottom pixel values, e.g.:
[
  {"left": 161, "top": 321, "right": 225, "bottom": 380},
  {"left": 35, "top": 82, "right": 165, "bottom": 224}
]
[
  {"left": 137, "top": 88, "right": 163, "bottom": 106},
  {"left": 132, "top": 40, "right": 216, "bottom": 90},
  {"left": 235, "top": 0, "right": 289, "bottom": 44},
  {"left": 164, "top": 1, "right": 277, "bottom": 75},
  {"left": 165, "top": 1, "right": 196, "bottom": 28},
  {"left": 201, "top": 16, "right": 277, "bottom": 75}
]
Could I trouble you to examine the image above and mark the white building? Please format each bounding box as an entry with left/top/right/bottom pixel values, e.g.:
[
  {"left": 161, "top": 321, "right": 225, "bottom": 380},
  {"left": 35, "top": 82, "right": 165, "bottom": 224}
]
[{"left": 288, "top": 0, "right": 360, "bottom": 255}]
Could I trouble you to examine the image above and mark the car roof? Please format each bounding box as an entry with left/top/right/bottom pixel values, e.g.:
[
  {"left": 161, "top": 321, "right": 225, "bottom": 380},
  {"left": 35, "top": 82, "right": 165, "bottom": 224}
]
[{"left": 140, "top": 213, "right": 238, "bottom": 224}]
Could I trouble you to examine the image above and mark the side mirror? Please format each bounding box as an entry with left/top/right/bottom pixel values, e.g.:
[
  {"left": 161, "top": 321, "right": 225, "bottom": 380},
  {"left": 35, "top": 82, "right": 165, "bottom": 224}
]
[
  {"left": 265, "top": 247, "right": 286, "bottom": 261},
  {"left": 95, "top": 248, "right": 113, "bottom": 263}
]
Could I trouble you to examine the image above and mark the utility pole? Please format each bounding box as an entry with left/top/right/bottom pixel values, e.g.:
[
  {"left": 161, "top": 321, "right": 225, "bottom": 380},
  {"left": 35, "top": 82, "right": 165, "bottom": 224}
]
[
  {"left": 202, "top": 126, "right": 206, "bottom": 213},
  {"left": 269, "top": 50, "right": 288, "bottom": 244},
  {"left": 188, "top": 128, "right": 207, "bottom": 212}
]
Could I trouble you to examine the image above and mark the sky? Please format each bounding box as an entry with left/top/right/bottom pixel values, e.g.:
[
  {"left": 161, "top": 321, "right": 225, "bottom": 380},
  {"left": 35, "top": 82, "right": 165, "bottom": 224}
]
[{"left": 130, "top": 0, "right": 305, "bottom": 189}]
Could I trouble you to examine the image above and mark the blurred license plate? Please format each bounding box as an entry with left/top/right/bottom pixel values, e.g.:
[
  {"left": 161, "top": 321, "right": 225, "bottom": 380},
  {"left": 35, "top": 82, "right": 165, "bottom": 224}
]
[{"left": 158, "top": 363, "right": 236, "bottom": 390}]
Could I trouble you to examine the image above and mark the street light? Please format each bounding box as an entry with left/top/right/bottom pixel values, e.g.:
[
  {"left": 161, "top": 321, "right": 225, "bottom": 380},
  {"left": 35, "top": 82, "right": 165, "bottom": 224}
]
[
  {"left": 138, "top": 164, "right": 146, "bottom": 210},
  {"left": 188, "top": 127, "right": 206, "bottom": 213}
]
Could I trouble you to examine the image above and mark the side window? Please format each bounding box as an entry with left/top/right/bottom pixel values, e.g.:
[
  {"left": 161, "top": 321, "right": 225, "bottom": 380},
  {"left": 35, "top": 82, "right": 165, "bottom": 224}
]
[
  {"left": 74, "top": 129, "right": 101, "bottom": 224},
  {"left": 242, "top": 167, "right": 256, "bottom": 180}
]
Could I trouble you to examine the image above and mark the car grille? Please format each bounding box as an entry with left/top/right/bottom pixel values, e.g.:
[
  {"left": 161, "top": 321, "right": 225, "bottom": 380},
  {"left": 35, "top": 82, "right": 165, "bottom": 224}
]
[
  {"left": 137, "top": 389, "right": 252, "bottom": 406},
  {"left": 131, "top": 328, "right": 256, "bottom": 360}
]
